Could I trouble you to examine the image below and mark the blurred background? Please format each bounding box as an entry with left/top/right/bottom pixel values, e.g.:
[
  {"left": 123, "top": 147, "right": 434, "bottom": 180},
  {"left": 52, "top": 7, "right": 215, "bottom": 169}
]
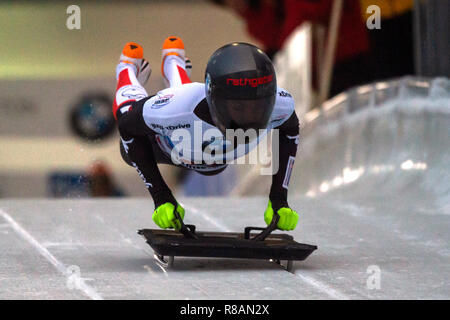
[{"left": 0, "top": 0, "right": 448, "bottom": 199}]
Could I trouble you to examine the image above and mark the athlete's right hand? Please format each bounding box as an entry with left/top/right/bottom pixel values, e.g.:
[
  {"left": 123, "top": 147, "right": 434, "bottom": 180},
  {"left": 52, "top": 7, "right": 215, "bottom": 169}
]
[{"left": 152, "top": 202, "right": 185, "bottom": 230}]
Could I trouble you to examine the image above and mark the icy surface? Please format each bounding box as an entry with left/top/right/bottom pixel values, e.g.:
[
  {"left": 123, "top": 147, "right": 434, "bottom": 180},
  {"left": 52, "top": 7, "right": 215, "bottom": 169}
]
[{"left": 0, "top": 196, "right": 448, "bottom": 299}]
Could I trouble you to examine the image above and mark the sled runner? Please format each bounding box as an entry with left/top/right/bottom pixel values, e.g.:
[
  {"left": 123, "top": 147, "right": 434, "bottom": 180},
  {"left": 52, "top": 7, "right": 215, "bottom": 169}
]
[{"left": 138, "top": 212, "right": 317, "bottom": 272}]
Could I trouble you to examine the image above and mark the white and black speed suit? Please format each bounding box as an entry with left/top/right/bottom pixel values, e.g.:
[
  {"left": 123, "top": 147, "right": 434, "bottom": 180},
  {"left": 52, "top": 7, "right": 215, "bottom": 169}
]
[{"left": 114, "top": 55, "right": 299, "bottom": 213}]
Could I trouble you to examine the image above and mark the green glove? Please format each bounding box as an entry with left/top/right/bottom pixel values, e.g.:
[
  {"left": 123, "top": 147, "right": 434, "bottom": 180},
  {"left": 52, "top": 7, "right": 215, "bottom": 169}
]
[
  {"left": 264, "top": 200, "right": 299, "bottom": 231},
  {"left": 152, "top": 202, "right": 185, "bottom": 230}
]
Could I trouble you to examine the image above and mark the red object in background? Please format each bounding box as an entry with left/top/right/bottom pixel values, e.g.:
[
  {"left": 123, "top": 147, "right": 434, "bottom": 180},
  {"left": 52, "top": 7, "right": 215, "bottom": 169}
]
[
  {"left": 237, "top": 0, "right": 369, "bottom": 63},
  {"left": 240, "top": 1, "right": 282, "bottom": 56},
  {"left": 281, "top": 0, "right": 369, "bottom": 63},
  {"left": 87, "top": 161, "right": 124, "bottom": 197},
  {"left": 88, "top": 161, "right": 111, "bottom": 177}
]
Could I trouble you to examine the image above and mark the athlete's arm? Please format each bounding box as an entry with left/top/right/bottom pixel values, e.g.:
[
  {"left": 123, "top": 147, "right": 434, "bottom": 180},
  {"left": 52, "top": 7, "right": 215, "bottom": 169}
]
[
  {"left": 270, "top": 111, "right": 299, "bottom": 212},
  {"left": 117, "top": 98, "right": 177, "bottom": 208}
]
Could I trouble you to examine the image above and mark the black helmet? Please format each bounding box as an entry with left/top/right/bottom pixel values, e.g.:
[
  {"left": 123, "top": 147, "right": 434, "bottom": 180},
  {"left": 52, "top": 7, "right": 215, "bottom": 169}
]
[{"left": 205, "top": 43, "right": 277, "bottom": 135}]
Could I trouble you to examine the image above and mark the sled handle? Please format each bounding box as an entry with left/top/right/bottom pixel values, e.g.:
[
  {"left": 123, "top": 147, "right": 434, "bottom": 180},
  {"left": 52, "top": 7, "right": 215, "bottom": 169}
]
[
  {"left": 246, "top": 213, "right": 280, "bottom": 241},
  {"left": 174, "top": 210, "right": 198, "bottom": 239}
]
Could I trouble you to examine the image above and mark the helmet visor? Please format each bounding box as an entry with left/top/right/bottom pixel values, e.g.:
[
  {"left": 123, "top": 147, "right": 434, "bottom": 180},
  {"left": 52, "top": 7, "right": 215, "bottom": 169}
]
[{"left": 212, "top": 95, "right": 275, "bottom": 133}]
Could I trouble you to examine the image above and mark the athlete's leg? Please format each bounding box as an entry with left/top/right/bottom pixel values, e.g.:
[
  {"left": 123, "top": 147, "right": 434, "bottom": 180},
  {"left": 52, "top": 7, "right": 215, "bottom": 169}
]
[
  {"left": 113, "top": 42, "right": 150, "bottom": 119},
  {"left": 161, "top": 36, "right": 192, "bottom": 88}
]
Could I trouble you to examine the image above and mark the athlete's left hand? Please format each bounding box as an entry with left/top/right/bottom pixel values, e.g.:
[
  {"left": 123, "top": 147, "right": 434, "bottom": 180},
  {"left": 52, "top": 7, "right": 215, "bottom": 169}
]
[{"left": 264, "top": 200, "right": 299, "bottom": 231}]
